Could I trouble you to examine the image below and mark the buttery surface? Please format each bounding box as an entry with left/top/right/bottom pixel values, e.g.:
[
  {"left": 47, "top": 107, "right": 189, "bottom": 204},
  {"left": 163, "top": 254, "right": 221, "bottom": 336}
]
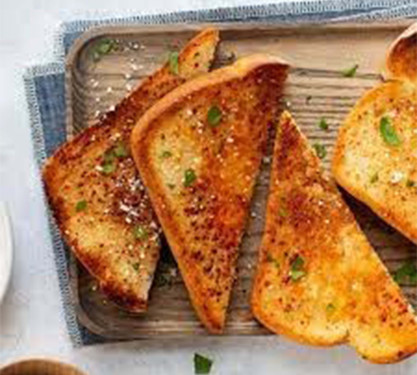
[
  {"left": 333, "top": 22, "right": 417, "bottom": 245},
  {"left": 43, "top": 28, "right": 219, "bottom": 312},
  {"left": 131, "top": 55, "right": 289, "bottom": 332},
  {"left": 252, "top": 111, "right": 417, "bottom": 363}
]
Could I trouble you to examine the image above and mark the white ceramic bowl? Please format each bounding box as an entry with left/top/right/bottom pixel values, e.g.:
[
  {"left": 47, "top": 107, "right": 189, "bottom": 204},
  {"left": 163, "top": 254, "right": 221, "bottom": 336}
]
[{"left": 0, "top": 202, "right": 12, "bottom": 304}]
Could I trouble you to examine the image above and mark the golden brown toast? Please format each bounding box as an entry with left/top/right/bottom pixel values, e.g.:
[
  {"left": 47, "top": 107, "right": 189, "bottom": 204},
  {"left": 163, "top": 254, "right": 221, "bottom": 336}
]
[
  {"left": 252, "top": 111, "right": 417, "bottom": 363},
  {"left": 131, "top": 54, "right": 289, "bottom": 332},
  {"left": 385, "top": 22, "right": 417, "bottom": 82},
  {"left": 42, "top": 28, "right": 219, "bottom": 312},
  {"left": 332, "top": 23, "right": 417, "bottom": 244}
]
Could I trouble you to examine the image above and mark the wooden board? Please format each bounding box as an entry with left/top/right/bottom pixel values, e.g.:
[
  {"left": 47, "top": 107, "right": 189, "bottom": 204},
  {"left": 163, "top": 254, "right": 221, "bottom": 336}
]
[{"left": 65, "top": 21, "right": 417, "bottom": 339}]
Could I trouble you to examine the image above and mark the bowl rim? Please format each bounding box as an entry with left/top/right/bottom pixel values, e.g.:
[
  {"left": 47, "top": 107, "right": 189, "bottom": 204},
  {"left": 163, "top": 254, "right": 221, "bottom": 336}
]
[
  {"left": 0, "top": 202, "right": 12, "bottom": 305},
  {"left": 0, "top": 358, "right": 87, "bottom": 375}
]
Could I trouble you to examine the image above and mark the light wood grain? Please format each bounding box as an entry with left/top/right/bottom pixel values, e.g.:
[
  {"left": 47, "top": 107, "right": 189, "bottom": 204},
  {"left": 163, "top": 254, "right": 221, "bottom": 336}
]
[{"left": 65, "top": 21, "right": 417, "bottom": 340}]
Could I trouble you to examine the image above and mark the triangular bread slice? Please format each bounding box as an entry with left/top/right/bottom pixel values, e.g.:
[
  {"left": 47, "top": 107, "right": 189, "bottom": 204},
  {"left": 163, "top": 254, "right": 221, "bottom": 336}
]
[
  {"left": 332, "top": 22, "right": 417, "bottom": 244},
  {"left": 252, "top": 111, "right": 417, "bottom": 363},
  {"left": 131, "top": 54, "right": 289, "bottom": 332},
  {"left": 43, "top": 28, "right": 219, "bottom": 312}
]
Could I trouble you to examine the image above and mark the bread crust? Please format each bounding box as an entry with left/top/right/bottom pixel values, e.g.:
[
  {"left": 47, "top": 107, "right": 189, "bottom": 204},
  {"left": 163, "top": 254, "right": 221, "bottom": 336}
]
[
  {"left": 385, "top": 22, "right": 417, "bottom": 82},
  {"left": 332, "top": 22, "right": 417, "bottom": 245},
  {"left": 43, "top": 28, "right": 219, "bottom": 312},
  {"left": 131, "top": 54, "right": 289, "bottom": 332},
  {"left": 252, "top": 111, "right": 417, "bottom": 363}
]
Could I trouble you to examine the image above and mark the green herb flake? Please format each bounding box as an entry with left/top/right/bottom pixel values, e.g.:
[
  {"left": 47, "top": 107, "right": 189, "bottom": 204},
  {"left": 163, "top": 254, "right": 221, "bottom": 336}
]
[
  {"left": 313, "top": 143, "right": 327, "bottom": 159},
  {"left": 167, "top": 183, "right": 176, "bottom": 189},
  {"left": 290, "top": 270, "right": 306, "bottom": 281},
  {"left": 370, "top": 172, "right": 379, "bottom": 184},
  {"left": 406, "top": 179, "right": 415, "bottom": 188},
  {"left": 183, "top": 168, "right": 197, "bottom": 187},
  {"left": 292, "top": 255, "right": 304, "bottom": 270},
  {"left": 103, "top": 149, "right": 116, "bottom": 163},
  {"left": 394, "top": 261, "right": 417, "bottom": 285},
  {"left": 102, "top": 162, "right": 116, "bottom": 175},
  {"left": 380, "top": 116, "right": 401, "bottom": 146},
  {"left": 91, "top": 39, "right": 115, "bottom": 61},
  {"left": 161, "top": 150, "right": 173, "bottom": 159},
  {"left": 326, "top": 303, "right": 336, "bottom": 314},
  {"left": 342, "top": 64, "right": 359, "bottom": 78},
  {"left": 132, "top": 263, "right": 140, "bottom": 271},
  {"left": 278, "top": 207, "right": 288, "bottom": 218},
  {"left": 133, "top": 225, "right": 148, "bottom": 240},
  {"left": 75, "top": 200, "right": 87, "bottom": 212},
  {"left": 194, "top": 353, "right": 213, "bottom": 374},
  {"left": 319, "top": 118, "right": 329, "bottom": 131},
  {"left": 114, "top": 142, "right": 129, "bottom": 158},
  {"left": 168, "top": 51, "right": 179, "bottom": 75},
  {"left": 207, "top": 106, "right": 222, "bottom": 127},
  {"left": 289, "top": 255, "right": 306, "bottom": 281},
  {"left": 97, "top": 39, "right": 114, "bottom": 54}
]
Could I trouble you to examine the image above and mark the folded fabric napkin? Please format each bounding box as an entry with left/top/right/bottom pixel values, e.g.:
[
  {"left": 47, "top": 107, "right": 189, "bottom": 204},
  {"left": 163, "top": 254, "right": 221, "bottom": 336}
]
[{"left": 24, "top": 0, "right": 417, "bottom": 346}]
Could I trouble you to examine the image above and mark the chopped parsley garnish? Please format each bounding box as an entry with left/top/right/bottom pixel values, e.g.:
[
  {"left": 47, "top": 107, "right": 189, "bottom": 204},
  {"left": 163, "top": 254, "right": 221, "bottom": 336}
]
[
  {"left": 406, "top": 179, "right": 415, "bottom": 188},
  {"left": 342, "top": 64, "right": 359, "bottom": 78},
  {"left": 167, "top": 183, "right": 176, "bottom": 189},
  {"left": 133, "top": 225, "right": 148, "bottom": 240},
  {"left": 97, "top": 39, "right": 114, "bottom": 54},
  {"left": 161, "top": 150, "right": 173, "bottom": 158},
  {"left": 168, "top": 51, "right": 179, "bottom": 75},
  {"left": 114, "top": 142, "right": 129, "bottom": 158},
  {"left": 183, "top": 168, "right": 197, "bottom": 187},
  {"left": 194, "top": 353, "right": 213, "bottom": 374},
  {"left": 100, "top": 142, "right": 128, "bottom": 174},
  {"left": 370, "top": 172, "right": 379, "bottom": 184},
  {"left": 103, "top": 149, "right": 116, "bottom": 163},
  {"left": 102, "top": 162, "right": 116, "bottom": 174},
  {"left": 207, "top": 106, "right": 222, "bottom": 127},
  {"left": 289, "top": 255, "right": 306, "bottom": 281},
  {"left": 319, "top": 118, "right": 329, "bottom": 131},
  {"left": 92, "top": 38, "right": 115, "bottom": 61},
  {"left": 313, "top": 143, "right": 327, "bottom": 159},
  {"left": 75, "top": 200, "right": 87, "bottom": 212},
  {"left": 289, "top": 270, "right": 305, "bottom": 281},
  {"left": 393, "top": 261, "right": 417, "bottom": 285},
  {"left": 132, "top": 263, "right": 140, "bottom": 271},
  {"left": 380, "top": 116, "right": 401, "bottom": 146},
  {"left": 326, "top": 303, "right": 336, "bottom": 314},
  {"left": 278, "top": 207, "right": 288, "bottom": 218}
]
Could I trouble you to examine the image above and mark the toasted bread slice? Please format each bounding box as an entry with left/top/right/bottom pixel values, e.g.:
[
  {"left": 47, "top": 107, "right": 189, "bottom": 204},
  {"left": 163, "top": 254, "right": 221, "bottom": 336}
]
[
  {"left": 131, "top": 54, "right": 289, "bottom": 332},
  {"left": 332, "top": 23, "right": 417, "bottom": 244},
  {"left": 252, "top": 111, "right": 417, "bottom": 363},
  {"left": 43, "top": 28, "right": 219, "bottom": 312},
  {"left": 385, "top": 22, "right": 417, "bottom": 82}
]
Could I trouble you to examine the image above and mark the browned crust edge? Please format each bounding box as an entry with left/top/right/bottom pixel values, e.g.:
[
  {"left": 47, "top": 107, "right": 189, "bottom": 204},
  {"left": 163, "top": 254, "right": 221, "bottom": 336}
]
[
  {"left": 42, "top": 27, "right": 220, "bottom": 313},
  {"left": 331, "top": 81, "right": 417, "bottom": 245},
  {"left": 384, "top": 21, "right": 417, "bottom": 82},
  {"left": 131, "top": 54, "right": 289, "bottom": 332},
  {"left": 254, "top": 111, "right": 417, "bottom": 364}
]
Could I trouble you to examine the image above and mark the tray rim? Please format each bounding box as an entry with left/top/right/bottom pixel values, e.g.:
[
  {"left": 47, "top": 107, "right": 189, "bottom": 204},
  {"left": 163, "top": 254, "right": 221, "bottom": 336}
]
[
  {"left": 65, "top": 20, "right": 415, "bottom": 340},
  {"left": 64, "top": 20, "right": 414, "bottom": 137}
]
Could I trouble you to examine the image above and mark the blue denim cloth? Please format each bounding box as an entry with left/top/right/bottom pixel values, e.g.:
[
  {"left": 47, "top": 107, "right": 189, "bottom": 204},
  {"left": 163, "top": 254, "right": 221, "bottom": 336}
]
[{"left": 24, "top": 0, "right": 417, "bottom": 346}]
